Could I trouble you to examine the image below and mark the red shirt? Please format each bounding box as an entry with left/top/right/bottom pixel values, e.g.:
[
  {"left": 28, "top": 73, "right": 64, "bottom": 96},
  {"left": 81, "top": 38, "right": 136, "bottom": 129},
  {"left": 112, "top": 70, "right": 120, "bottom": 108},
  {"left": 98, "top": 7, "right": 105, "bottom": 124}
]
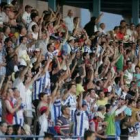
[
  {"left": 116, "top": 32, "right": 125, "bottom": 40},
  {"left": 5, "top": 99, "right": 14, "bottom": 124}
]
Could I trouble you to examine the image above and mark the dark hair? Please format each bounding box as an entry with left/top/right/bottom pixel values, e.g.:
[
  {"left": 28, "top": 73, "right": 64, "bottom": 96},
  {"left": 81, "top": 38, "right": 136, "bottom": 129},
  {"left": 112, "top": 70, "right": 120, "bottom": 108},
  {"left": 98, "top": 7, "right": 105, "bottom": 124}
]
[
  {"left": 3, "top": 26, "right": 10, "bottom": 33},
  {"left": 13, "top": 125, "right": 21, "bottom": 135},
  {"left": 19, "top": 36, "right": 26, "bottom": 43},
  {"left": 105, "top": 104, "right": 111, "bottom": 112},
  {"left": 44, "top": 132, "right": 54, "bottom": 139},
  {"left": 31, "top": 12, "right": 38, "bottom": 21},
  {"left": 18, "top": 25, "right": 25, "bottom": 34},
  {"left": 47, "top": 43, "right": 53, "bottom": 50},
  {"left": 114, "top": 26, "right": 119, "bottom": 31},
  {"left": 83, "top": 52, "right": 88, "bottom": 59},
  {"left": 0, "top": 121, "right": 7, "bottom": 127},
  {"left": 120, "top": 20, "right": 126, "bottom": 25},
  {"left": 61, "top": 105, "right": 69, "bottom": 114},
  {"left": 32, "top": 24, "right": 37, "bottom": 32},
  {"left": 67, "top": 83, "right": 75, "bottom": 90},
  {"left": 84, "top": 130, "right": 94, "bottom": 140},
  {"left": 128, "top": 99, "right": 135, "bottom": 105},
  {"left": 76, "top": 76, "right": 82, "bottom": 84},
  {"left": 115, "top": 77, "right": 121, "bottom": 85},
  {"left": 90, "top": 16, "right": 96, "bottom": 23},
  {"left": 38, "top": 92, "right": 46, "bottom": 100},
  {"left": 126, "top": 60, "right": 132, "bottom": 65},
  {"left": 4, "top": 37, "right": 12, "bottom": 43},
  {"left": 83, "top": 91, "right": 90, "bottom": 99},
  {"left": 87, "top": 88, "right": 95, "bottom": 94}
]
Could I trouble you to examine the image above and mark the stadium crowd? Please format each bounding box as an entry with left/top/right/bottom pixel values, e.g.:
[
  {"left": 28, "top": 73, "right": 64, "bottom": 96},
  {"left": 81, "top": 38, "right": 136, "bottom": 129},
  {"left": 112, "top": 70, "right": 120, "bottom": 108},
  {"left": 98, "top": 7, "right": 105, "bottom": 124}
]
[{"left": 0, "top": 0, "right": 140, "bottom": 140}]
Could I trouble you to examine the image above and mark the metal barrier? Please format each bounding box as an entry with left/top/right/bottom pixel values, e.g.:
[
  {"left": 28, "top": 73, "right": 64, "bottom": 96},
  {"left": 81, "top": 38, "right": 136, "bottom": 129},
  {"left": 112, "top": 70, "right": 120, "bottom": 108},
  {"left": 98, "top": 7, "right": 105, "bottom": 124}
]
[{"left": 0, "top": 135, "right": 137, "bottom": 140}]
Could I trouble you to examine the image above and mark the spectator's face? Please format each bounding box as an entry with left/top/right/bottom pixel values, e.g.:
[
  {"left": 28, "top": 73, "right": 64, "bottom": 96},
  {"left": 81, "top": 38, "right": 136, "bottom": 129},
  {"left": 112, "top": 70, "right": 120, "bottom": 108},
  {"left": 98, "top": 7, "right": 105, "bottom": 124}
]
[
  {"left": 130, "top": 24, "right": 135, "bottom": 30},
  {"left": 68, "top": 10, "right": 73, "bottom": 17},
  {"left": 22, "top": 37, "right": 28, "bottom": 44},
  {"left": 120, "top": 28, "right": 125, "bottom": 34},
  {"left": 7, "top": 126, "right": 13, "bottom": 135},
  {"left": 35, "top": 16, "right": 39, "bottom": 23},
  {"left": 5, "top": 27, "right": 11, "bottom": 34},
  {"left": 121, "top": 22, "right": 126, "bottom": 27},
  {"left": 136, "top": 67, "right": 140, "bottom": 73},
  {"left": 8, "top": 11, "right": 15, "bottom": 19},
  {"left": 7, "top": 47, "right": 14, "bottom": 55},
  {"left": 7, "top": 40, "right": 12, "bottom": 47},
  {"left": 42, "top": 95, "right": 48, "bottom": 103},
  {"left": 5, "top": 8, "right": 10, "bottom": 15},
  {"left": 27, "top": 68, "right": 32, "bottom": 77},
  {"left": 127, "top": 62, "right": 132, "bottom": 69},
  {"left": 123, "top": 85, "right": 129, "bottom": 92},
  {"left": 101, "top": 23, "right": 105, "bottom": 29},
  {"left": 115, "top": 28, "right": 120, "bottom": 33},
  {"left": 8, "top": 88, "right": 14, "bottom": 98},
  {"left": 64, "top": 107, "right": 70, "bottom": 116},
  {"left": 90, "top": 90, "right": 96, "bottom": 98},
  {"left": 71, "top": 85, "right": 76, "bottom": 94},
  {"left": 0, "top": 123, "right": 7, "bottom": 133},
  {"left": 49, "top": 44, "right": 54, "bottom": 52},
  {"left": 132, "top": 101, "right": 136, "bottom": 107},
  {"left": 14, "top": 89, "right": 20, "bottom": 98},
  {"left": 86, "top": 94, "right": 91, "bottom": 102},
  {"left": 27, "top": 7, "right": 32, "bottom": 13},
  {"left": 87, "top": 39, "right": 91, "bottom": 46},
  {"left": 21, "top": 27, "right": 27, "bottom": 35},
  {"left": 99, "top": 92, "right": 105, "bottom": 99}
]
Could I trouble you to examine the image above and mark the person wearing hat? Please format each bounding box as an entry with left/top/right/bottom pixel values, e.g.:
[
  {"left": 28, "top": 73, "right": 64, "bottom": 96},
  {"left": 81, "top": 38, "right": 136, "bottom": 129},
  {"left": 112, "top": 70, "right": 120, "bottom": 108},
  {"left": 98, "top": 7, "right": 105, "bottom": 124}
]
[
  {"left": 62, "top": 36, "right": 75, "bottom": 55},
  {"left": 22, "top": 5, "right": 32, "bottom": 27},
  {"left": 89, "top": 111, "right": 107, "bottom": 139}
]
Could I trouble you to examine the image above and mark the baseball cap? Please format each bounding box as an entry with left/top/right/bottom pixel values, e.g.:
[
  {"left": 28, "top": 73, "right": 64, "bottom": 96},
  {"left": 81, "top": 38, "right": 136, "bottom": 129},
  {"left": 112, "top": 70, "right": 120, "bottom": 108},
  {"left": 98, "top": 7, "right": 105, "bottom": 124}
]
[
  {"left": 95, "top": 112, "right": 105, "bottom": 119},
  {"left": 68, "top": 36, "right": 76, "bottom": 41}
]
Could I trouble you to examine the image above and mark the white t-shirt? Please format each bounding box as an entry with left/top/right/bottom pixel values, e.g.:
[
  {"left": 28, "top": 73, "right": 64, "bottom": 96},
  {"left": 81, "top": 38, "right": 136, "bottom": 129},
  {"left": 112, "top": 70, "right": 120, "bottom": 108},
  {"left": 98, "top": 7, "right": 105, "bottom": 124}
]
[
  {"left": 63, "top": 16, "right": 74, "bottom": 33},
  {"left": 39, "top": 113, "right": 48, "bottom": 140},
  {"left": 25, "top": 88, "right": 33, "bottom": 118},
  {"left": 22, "top": 11, "right": 31, "bottom": 25},
  {"left": 32, "top": 32, "right": 38, "bottom": 40},
  {"left": 1, "top": 12, "right": 9, "bottom": 23},
  {"left": 28, "top": 21, "right": 37, "bottom": 32},
  {"left": 13, "top": 78, "right": 26, "bottom": 103}
]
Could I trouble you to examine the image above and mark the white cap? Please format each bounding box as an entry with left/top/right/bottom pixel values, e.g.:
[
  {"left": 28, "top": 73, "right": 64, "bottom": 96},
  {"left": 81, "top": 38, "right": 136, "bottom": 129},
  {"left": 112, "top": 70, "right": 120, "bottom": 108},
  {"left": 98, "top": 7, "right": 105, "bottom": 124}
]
[{"left": 68, "top": 36, "right": 75, "bottom": 41}]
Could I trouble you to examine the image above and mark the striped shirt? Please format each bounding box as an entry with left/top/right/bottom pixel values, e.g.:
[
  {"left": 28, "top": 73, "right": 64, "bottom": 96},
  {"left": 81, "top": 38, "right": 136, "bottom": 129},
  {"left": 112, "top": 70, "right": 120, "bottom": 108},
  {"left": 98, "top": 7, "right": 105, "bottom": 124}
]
[
  {"left": 62, "top": 94, "right": 77, "bottom": 121},
  {"left": 53, "top": 99, "right": 61, "bottom": 125},
  {"left": 74, "top": 110, "right": 89, "bottom": 136},
  {"left": 0, "top": 51, "right": 6, "bottom": 76},
  {"left": 56, "top": 115, "right": 70, "bottom": 135},
  {"left": 33, "top": 71, "right": 50, "bottom": 100}
]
